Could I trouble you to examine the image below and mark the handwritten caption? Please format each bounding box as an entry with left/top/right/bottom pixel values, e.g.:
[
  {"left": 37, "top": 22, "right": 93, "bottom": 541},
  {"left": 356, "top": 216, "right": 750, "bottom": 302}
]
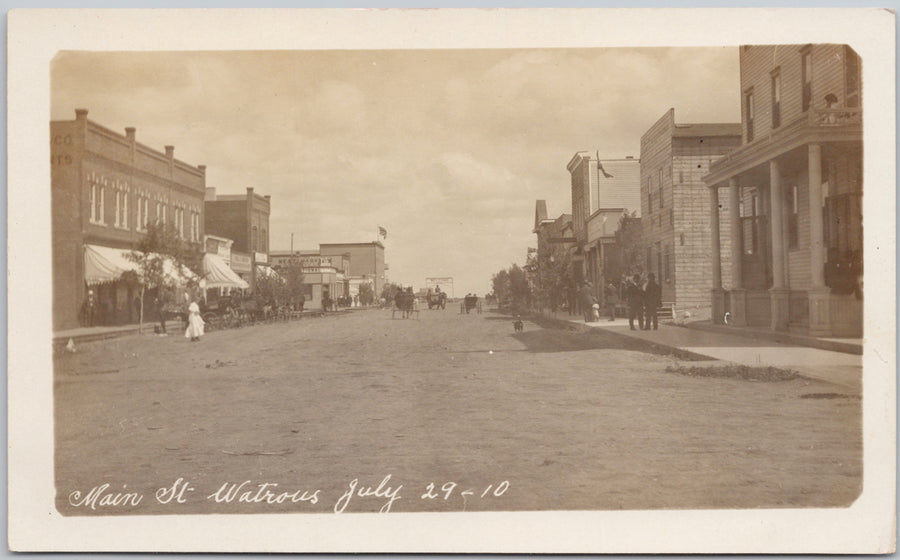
[{"left": 67, "top": 475, "right": 509, "bottom": 513}]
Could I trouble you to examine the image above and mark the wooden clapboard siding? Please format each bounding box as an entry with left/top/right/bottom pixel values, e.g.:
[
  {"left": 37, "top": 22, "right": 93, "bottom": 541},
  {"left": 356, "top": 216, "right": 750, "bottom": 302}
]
[{"left": 739, "top": 44, "right": 855, "bottom": 146}]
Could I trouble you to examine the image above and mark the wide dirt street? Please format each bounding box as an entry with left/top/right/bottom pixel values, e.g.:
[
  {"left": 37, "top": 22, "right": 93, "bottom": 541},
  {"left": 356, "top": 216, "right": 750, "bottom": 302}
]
[{"left": 54, "top": 307, "right": 861, "bottom": 516}]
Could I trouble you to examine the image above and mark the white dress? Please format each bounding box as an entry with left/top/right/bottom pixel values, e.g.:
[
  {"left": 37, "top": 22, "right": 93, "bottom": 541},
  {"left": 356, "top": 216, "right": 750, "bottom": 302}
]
[{"left": 185, "top": 301, "right": 205, "bottom": 339}]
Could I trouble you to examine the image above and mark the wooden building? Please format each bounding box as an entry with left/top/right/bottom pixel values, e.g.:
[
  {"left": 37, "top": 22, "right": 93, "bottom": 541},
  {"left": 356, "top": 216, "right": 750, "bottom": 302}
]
[
  {"left": 640, "top": 109, "right": 741, "bottom": 318},
  {"left": 703, "top": 45, "right": 863, "bottom": 337}
]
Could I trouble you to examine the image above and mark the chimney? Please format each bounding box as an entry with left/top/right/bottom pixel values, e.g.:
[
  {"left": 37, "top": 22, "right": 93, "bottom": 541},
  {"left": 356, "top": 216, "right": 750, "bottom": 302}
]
[
  {"left": 205, "top": 187, "right": 217, "bottom": 201},
  {"left": 165, "top": 145, "right": 175, "bottom": 178},
  {"left": 75, "top": 108, "right": 88, "bottom": 121},
  {"left": 125, "top": 127, "right": 136, "bottom": 162},
  {"left": 197, "top": 164, "right": 206, "bottom": 175}
]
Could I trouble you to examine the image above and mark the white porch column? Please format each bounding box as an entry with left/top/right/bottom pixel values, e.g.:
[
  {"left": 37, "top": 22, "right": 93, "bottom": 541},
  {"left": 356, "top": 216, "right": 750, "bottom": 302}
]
[
  {"left": 728, "top": 178, "right": 743, "bottom": 288},
  {"left": 709, "top": 186, "right": 723, "bottom": 289},
  {"left": 768, "top": 159, "right": 789, "bottom": 331},
  {"left": 727, "top": 178, "right": 746, "bottom": 326},
  {"left": 807, "top": 143, "right": 832, "bottom": 336},
  {"left": 710, "top": 185, "right": 725, "bottom": 323}
]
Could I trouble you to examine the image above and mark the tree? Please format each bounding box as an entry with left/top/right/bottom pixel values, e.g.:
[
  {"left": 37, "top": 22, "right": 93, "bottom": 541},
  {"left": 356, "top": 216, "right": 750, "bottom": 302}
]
[
  {"left": 381, "top": 282, "right": 402, "bottom": 306},
  {"left": 127, "top": 221, "right": 202, "bottom": 334},
  {"left": 490, "top": 263, "right": 532, "bottom": 313},
  {"left": 529, "top": 242, "right": 573, "bottom": 312},
  {"left": 609, "top": 212, "right": 643, "bottom": 283},
  {"left": 358, "top": 282, "right": 375, "bottom": 306}
]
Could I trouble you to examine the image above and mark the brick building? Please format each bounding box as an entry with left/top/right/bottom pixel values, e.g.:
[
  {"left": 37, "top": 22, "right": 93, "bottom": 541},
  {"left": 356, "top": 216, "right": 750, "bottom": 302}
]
[
  {"left": 204, "top": 187, "right": 270, "bottom": 292},
  {"left": 640, "top": 109, "right": 741, "bottom": 318},
  {"left": 567, "top": 153, "right": 641, "bottom": 305},
  {"left": 51, "top": 109, "right": 206, "bottom": 330},
  {"left": 319, "top": 242, "right": 385, "bottom": 298},
  {"left": 703, "top": 45, "right": 863, "bottom": 336}
]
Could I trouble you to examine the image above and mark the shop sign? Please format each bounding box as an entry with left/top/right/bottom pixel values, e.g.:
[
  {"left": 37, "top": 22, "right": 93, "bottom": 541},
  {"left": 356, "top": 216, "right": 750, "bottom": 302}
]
[
  {"left": 231, "top": 252, "right": 252, "bottom": 273},
  {"left": 254, "top": 252, "right": 268, "bottom": 264}
]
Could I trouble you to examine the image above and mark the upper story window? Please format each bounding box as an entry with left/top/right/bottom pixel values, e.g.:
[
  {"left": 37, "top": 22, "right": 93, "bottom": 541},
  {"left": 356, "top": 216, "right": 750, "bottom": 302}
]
[
  {"left": 251, "top": 226, "right": 259, "bottom": 252},
  {"left": 114, "top": 188, "right": 128, "bottom": 230},
  {"left": 844, "top": 46, "right": 861, "bottom": 108},
  {"left": 89, "top": 181, "right": 105, "bottom": 225},
  {"left": 771, "top": 69, "right": 782, "bottom": 128},
  {"left": 744, "top": 88, "right": 755, "bottom": 142},
  {"left": 801, "top": 48, "right": 813, "bottom": 112},
  {"left": 137, "top": 195, "right": 149, "bottom": 232}
]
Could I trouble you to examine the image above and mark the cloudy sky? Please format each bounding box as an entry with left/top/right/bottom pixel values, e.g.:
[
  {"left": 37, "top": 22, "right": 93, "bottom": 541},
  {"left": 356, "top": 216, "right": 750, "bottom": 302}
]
[{"left": 52, "top": 48, "right": 740, "bottom": 296}]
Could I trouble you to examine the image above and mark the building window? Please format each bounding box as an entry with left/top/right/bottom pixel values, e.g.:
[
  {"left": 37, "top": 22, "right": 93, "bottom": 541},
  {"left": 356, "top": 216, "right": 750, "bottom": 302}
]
[
  {"left": 664, "top": 244, "right": 671, "bottom": 283},
  {"left": 658, "top": 188, "right": 664, "bottom": 209},
  {"left": 648, "top": 191, "right": 653, "bottom": 214},
  {"left": 251, "top": 226, "right": 258, "bottom": 252},
  {"left": 801, "top": 48, "right": 813, "bottom": 112},
  {"left": 261, "top": 229, "right": 267, "bottom": 253},
  {"left": 646, "top": 246, "right": 653, "bottom": 275},
  {"left": 115, "top": 189, "right": 128, "bottom": 229},
  {"left": 788, "top": 185, "right": 799, "bottom": 249},
  {"left": 844, "top": 46, "right": 861, "bottom": 108},
  {"left": 745, "top": 89, "right": 755, "bottom": 142},
  {"left": 89, "top": 182, "right": 105, "bottom": 225},
  {"left": 191, "top": 212, "right": 199, "bottom": 242},
  {"left": 655, "top": 242, "right": 662, "bottom": 280},
  {"left": 157, "top": 202, "right": 166, "bottom": 226},
  {"left": 771, "top": 69, "right": 782, "bottom": 128},
  {"left": 174, "top": 207, "right": 184, "bottom": 238}
]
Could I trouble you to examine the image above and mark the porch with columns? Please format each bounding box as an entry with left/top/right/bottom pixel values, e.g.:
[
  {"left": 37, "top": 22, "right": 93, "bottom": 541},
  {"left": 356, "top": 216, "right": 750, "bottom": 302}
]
[{"left": 707, "top": 141, "right": 860, "bottom": 337}]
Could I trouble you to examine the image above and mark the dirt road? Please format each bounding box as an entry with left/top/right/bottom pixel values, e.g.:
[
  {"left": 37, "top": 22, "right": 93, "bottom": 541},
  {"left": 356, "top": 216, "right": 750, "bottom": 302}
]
[{"left": 54, "top": 308, "right": 861, "bottom": 515}]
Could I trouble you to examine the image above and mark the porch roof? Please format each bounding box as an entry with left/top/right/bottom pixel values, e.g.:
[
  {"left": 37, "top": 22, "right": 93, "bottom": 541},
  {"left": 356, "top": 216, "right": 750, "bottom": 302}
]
[{"left": 703, "top": 108, "right": 862, "bottom": 187}]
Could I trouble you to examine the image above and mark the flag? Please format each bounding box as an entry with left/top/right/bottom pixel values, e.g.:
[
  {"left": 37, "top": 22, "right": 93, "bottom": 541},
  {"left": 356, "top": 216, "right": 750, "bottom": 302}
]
[
  {"left": 378, "top": 226, "right": 387, "bottom": 239},
  {"left": 597, "top": 152, "right": 614, "bottom": 179}
]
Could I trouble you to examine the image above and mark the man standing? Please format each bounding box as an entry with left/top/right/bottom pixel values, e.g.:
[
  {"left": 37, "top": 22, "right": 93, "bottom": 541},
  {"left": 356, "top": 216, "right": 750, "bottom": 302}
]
[
  {"left": 580, "top": 280, "right": 596, "bottom": 323},
  {"left": 604, "top": 280, "right": 618, "bottom": 321},
  {"left": 642, "top": 272, "right": 661, "bottom": 331},
  {"left": 626, "top": 274, "right": 644, "bottom": 331}
]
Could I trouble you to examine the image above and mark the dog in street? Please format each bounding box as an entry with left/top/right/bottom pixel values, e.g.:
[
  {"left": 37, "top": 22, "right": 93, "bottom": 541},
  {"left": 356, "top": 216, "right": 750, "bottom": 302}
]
[{"left": 513, "top": 316, "right": 524, "bottom": 332}]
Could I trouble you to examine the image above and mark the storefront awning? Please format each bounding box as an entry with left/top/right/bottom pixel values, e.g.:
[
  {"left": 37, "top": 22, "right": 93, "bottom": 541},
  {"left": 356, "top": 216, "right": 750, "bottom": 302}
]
[
  {"left": 84, "top": 244, "right": 197, "bottom": 287},
  {"left": 203, "top": 253, "right": 250, "bottom": 290}
]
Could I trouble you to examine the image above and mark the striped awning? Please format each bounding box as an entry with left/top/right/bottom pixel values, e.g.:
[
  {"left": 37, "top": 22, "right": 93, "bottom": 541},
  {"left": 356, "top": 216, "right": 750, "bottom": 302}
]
[
  {"left": 203, "top": 253, "right": 249, "bottom": 289},
  {"left": 84, "top": 244, "right": 196, "bottom": 287}
]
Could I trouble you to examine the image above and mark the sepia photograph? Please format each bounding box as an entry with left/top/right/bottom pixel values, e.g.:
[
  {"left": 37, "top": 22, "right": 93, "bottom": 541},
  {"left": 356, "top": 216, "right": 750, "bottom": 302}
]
[{"left": 8, "top": 7, "right": 896, "bottom": 554}]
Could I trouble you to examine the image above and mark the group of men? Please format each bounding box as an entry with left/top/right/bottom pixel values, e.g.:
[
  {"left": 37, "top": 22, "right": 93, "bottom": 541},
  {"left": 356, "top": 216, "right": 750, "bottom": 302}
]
[{"left": 580, "top": 272, "right": 662, "bottom": 331}]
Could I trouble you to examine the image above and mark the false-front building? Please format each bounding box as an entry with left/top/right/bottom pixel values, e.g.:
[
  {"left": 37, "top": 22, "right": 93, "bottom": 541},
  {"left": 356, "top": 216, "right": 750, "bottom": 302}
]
[{"left": 703, "top": 44, "right": 863, "bottom": 337}]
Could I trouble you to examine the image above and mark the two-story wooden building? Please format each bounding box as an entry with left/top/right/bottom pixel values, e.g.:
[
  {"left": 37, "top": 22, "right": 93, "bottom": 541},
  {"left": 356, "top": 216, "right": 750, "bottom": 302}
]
[
  {"left": 703, "top": 45, "right": 863, "bottom": 337},
  {"left": 640, "top": 109, "right": 742, "bottom": 318}
]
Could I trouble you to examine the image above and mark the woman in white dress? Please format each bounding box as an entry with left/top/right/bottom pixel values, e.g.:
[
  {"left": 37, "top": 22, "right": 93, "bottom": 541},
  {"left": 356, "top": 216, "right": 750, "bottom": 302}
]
[{"left": 185, "top": 300, "right": 205, "bottom": 342}]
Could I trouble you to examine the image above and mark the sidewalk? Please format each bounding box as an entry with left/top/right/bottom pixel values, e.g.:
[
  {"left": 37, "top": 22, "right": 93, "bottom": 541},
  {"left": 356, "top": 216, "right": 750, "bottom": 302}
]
[
  {"left": 554, "top": 313, "right": 862, "bottom": 391},
  {"left": 52, "top": 309, "right": 343, "bottom": 348}
]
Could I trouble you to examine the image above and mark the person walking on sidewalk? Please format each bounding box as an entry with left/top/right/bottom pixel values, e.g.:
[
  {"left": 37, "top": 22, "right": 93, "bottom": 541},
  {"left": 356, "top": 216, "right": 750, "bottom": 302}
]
[
  {"left": 642, "top": 272, "right": 661, "bottom": 331},
  {"left": 626, "top": 274, "right": 644, "bottom": 330},
  {"left": 604, "top": 280, "right": 618, "bottom": 321},
  {"left": 580, "top": 280, "right": 596, "bottom": 323}
]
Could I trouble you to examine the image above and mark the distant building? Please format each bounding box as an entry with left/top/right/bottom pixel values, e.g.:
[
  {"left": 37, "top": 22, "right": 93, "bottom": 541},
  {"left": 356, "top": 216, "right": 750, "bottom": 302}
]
[
  {"left": 532, "top": 200, "right": 577, "bottom": 311},
  {"left": 204, "top": 186, "right": 271, "bottom": 292},
  {"left": 703, "top": 45, "right": 862, "bottom": 336},
  {"left": 320, "top": 241, "right": 386, "bottom": 298},
  {"left": 269, "top": 250, "right": 349, "bottom": 310},
  {"left": 567, "top": 154, "right": 641, "bottom": 305},
  {"left": 51, "top": 109, "right": 206, "bottom": 330},
  {"left": 640, "top": 109, "right": 741, "bottom": 318}
]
